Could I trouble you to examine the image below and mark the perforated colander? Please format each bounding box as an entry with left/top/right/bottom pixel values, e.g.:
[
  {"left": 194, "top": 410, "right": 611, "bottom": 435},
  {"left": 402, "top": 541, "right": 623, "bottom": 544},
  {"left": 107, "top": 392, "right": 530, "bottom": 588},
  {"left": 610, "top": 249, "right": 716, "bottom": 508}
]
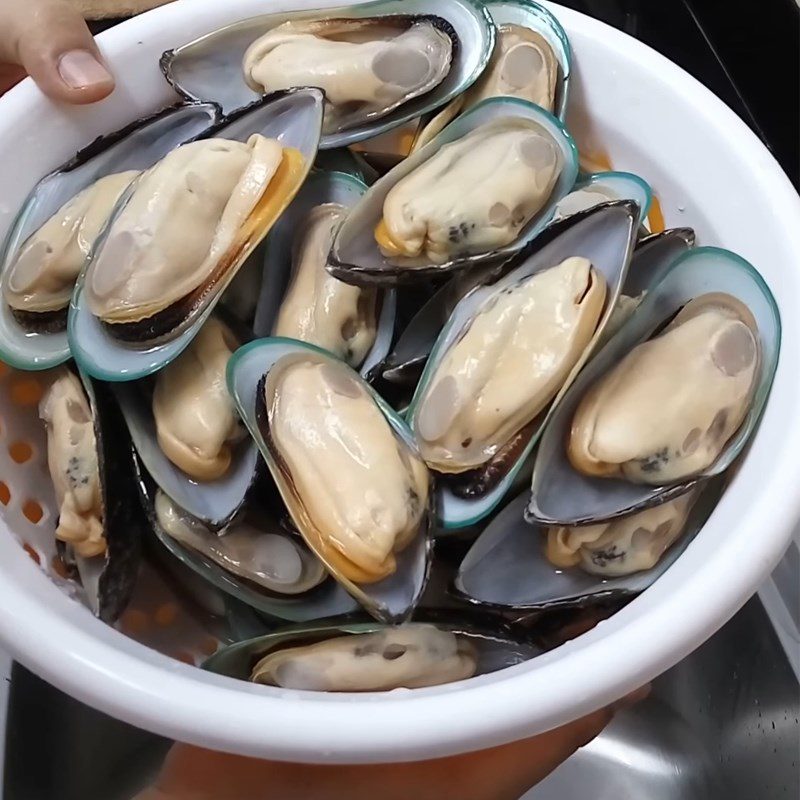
[{"left": 0, "top": 362, "right": 226, "bottom": 665}]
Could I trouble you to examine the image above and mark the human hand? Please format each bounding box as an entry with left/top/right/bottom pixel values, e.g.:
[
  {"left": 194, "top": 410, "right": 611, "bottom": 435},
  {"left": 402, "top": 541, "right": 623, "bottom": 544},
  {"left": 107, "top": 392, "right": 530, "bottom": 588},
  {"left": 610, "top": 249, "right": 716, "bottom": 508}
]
[
  {"left": 0, "top": 0, "right": 114, "bottom": 102},
  {"left": 136, "top": 686, "right": 649, "bottom": 800}
]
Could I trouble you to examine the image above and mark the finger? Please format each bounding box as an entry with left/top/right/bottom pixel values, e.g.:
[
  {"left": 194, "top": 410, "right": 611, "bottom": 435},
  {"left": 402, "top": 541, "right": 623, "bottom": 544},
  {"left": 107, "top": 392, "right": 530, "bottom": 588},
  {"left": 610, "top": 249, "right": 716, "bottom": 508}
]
[{"left": 0, "top": 0, "right": 114, "bottom": 104}]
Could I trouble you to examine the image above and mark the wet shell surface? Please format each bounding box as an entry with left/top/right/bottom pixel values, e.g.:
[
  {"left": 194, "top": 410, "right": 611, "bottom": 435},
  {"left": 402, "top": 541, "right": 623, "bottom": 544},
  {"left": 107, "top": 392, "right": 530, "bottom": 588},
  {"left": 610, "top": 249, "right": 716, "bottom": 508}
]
[
  {"left": 69, "top": 89, "right": 324, "bottom": 382},
  {"left": 154, "top": 490, "right": 326, "bottom": 595},
  {"left": 227, "top": 337, "right": 432, "bottom": 623},
  {"left": 329, "top": 97, "right": 578, "bottom": 285},
  {"left": 137, "top": 470, "right": 360, "bottom": 622},
  {"left": 455, "top": 480, "right": 721, "bottom": 611},
  {"left": 527, "top": 247, "right": 781, "bottom": 527},
  {"left": 0, "top": 102, "right": 218, "bottom": 371},
  {"left": 243, "top": 17, "right": 454, "bottom": 136},
  {"left": 160, "top": 0, "right": 495, "bottom": 148},
  {"left": 545, "top": 489, "right": 699, "bottom": 576},
  {"left": 551, "top": 171, "right": 652, "bottom": 227}
]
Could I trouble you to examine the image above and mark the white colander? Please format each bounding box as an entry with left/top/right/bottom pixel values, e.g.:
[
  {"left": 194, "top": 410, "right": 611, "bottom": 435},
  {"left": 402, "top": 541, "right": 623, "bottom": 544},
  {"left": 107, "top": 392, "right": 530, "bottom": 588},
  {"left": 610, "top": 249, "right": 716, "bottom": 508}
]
[{"left": 0, "top": 0, "right": 798, "bottom": 764}]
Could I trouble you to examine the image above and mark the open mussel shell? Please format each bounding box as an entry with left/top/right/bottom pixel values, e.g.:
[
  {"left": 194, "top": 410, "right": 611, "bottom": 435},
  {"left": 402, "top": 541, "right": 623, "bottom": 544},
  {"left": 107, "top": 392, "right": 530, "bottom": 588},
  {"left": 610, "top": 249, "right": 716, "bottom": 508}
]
[
  {"left": 68, "top": 88, "right": 324, "bottom": 382},
  {"left": 527, "top": 247, "right": 781, "bottom": 527},
  {"left": 203, "top": 612, "right": 540, "bottom": 689},
  {"left": 252, "top": 170, "right": 396, "bottom": 378},
  {"left": 112, "top": 375, "right": 259, "bottom": 530},
  {"left": 329, "top": 97, "right": 579, "bottom": 286},
  {"left": 160, "top": 0, "right": 495, "bottom": 149},
  {"left": 455, "top": 478, "right": 723, "bottom": 611},
  {"left": 413, "top": 0, "right": 572, "bottom": 151},
  {"left": 66, "top": 371, "right": 145, "bottom": 623},
  {"left": 381, "top": 261, "right": 510, "bottom": 386},
  {"left": 227, "top": 337, "right": 433, "bottom": 624},
  {"left": 625, "top": 228, "right": 696, "bottom": 295},
  {"left": 407, "top": 200, "right": 638, "bottom": 530},
  {"left": 0, "top": 102, "right": 219, "bottom": 372},
  {"left": 382, "top": 194, "right": 667, "bottom": 388},
  {"left": 552, "top": 171, "right": 652, "bottom": 227},
  {"left": 136, "top": 475, "right": 360, "bottom": 623},
  {"left": 483, "top": 0, "right": 571, "bottom": 119}
]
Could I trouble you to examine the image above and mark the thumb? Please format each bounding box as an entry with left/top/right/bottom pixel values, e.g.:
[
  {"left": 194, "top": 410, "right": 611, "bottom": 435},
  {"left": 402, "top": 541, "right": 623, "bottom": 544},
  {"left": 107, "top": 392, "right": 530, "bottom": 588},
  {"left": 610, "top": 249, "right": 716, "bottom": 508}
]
[{"left": 0, "top": 0, "right": 115, "bottom": 104}]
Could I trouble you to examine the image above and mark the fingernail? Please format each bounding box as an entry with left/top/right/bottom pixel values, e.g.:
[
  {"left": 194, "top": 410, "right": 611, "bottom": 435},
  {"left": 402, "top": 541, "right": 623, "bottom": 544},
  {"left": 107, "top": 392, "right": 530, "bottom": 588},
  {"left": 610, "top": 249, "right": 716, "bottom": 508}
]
[{"left": 57, "top": 50, "right": 112, "bottom": 89}]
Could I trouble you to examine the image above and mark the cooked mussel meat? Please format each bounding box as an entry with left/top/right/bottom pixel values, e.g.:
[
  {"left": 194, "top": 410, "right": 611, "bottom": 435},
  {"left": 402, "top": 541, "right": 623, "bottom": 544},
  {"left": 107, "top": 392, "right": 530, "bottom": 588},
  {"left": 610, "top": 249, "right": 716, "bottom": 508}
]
[
  {"left": 546, "top": 490, "right": 698, "bottom": 576},
  {"left": 461, "top": 24, "right": 557, "bottom": 113},
  {"left": 375, "top": 117, "right": 561, "bottom": 265},
  {"left": 152, "top": 317, "right": 245, "bottom": 481},
  {"left": 568, "top": 293, "right": 760, "bottom": 484},
  {"left": 85, "top": 135, "right": 304, "bottom": 342},
  {"left": 243, "top": 17, "right": 454, "bottom": 135},
  {"left": 259, "top": 352, "right": 429, "bottom": 584},
  {"left": 273, "top": 203, "right": 378, "bottom": 366},
  {"left": 250, "top": 624, "right": 476, "bottom": 691},
  {"left": 415, "top": 257, "right": 605, "bottom": 480},
  {"left": 5, "top": 171, "right": 138, "bottom": 333},
  {"left": 39, "top": 369, "right": 105, "bottom": 558}
]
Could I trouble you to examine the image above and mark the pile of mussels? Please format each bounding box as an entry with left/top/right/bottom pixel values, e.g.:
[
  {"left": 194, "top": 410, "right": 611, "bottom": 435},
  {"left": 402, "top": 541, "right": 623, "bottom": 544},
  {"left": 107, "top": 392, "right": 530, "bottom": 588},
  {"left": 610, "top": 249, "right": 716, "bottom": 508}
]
[{"left": 0, "top": 0, "right": 780, "bottom": 693}]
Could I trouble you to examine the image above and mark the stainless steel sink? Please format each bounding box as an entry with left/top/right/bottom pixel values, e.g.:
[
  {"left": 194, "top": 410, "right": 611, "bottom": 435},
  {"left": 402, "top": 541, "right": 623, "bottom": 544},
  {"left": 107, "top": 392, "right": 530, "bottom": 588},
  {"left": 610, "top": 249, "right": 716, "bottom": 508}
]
[
  {"left": 530, "top": 597, "right": 800, "bottom": 800},
  {"left": 4, "top": 597, "right": 798, "bottom": 799}
]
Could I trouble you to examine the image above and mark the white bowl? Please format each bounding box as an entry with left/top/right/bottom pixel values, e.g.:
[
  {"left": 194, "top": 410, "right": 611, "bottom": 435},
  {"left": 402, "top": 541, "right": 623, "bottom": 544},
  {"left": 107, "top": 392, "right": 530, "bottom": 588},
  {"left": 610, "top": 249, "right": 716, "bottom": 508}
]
[{"left": 0, "top": 0, "right": 798, "bottom": 764}]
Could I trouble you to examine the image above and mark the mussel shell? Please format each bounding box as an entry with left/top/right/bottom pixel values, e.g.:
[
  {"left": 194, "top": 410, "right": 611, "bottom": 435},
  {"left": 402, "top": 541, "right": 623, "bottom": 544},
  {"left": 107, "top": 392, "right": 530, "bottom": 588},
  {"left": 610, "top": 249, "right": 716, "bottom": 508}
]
[
  {"left": 227, "top": 337, "right": 433, "bottom": 624},
  {"left": 253, "top": 169, "right": 396, "bottom": 378},
  {"left": 552, "top": 171, "right": 652, "bottom": 227},
  {"left": 328, "top": 97, "right": 579, "bottom": 286},
  {"left": 381, "top": 186, "right": 662, "bottom": 387},
  {"left": 160, "top": 0, "right": 495, "bottom": 148},
  {"left": 135, "top": 473, "right": 361, "bottom": 623},
  {"left": 72, "top": 370, "right": 144, "bottom": 622},
  {"left": 69, "top": 89, "right": 324, "bottom": 383},
  {"left": 0, "top": 102, "right": 219, "bottom": 372},
  {"left": 406, "top": 200, "right": 638, "bottom": 530},
  {"left": 412, "top": 0, "right": 573, "bottom": 151},
  {"left": 203, "top": 611, "right": 540, "bottom": 685},
  {"left": 527, "top": 247, "right": 781, "bottom": 527},
  {"left": 596, "top": 227, "right": 696, "bottom": 347},
  {"left": 454, "top": 478, "right": 723, "bottom": 612},
  {"left": 113, "top": 375, "right": 259, "bottom": 529},
  {"left": 381, "top": 261, "right": 511, "bottom": 385},
  {"left": 623, "top": 227, "right": 696, "bottom": 297}
]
